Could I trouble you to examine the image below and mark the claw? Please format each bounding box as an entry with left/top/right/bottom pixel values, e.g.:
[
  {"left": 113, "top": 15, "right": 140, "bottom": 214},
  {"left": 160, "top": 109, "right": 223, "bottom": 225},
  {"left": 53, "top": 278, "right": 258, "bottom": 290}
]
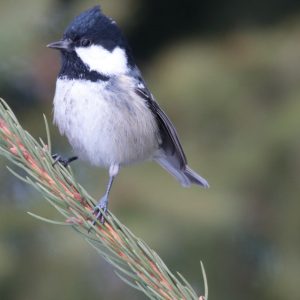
[
  {"left": 52, "top": 154, "right": 78, "bottom": 167},
  {"left": 93, "top": 206, "right": 107, "bottom": 225},
  {"left": 89, "top": 196, "right": 109, "bottom": 232}
]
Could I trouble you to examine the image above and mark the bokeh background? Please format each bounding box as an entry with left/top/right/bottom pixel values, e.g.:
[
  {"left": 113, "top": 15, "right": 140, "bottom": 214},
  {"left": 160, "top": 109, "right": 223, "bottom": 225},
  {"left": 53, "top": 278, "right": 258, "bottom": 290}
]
[{"left": 1, "top": 1, "right": 300, "bottom": 299}]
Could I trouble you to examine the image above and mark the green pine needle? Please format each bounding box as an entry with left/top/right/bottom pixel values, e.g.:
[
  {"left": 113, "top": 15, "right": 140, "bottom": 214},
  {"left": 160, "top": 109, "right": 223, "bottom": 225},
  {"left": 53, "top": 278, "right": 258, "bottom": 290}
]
[{"left": 0, "top": 98, "right": 208, "bottom": 300}]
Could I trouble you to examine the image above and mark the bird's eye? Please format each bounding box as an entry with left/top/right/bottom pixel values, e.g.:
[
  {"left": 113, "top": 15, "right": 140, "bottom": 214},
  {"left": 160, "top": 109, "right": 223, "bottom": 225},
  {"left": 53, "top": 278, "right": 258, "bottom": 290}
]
[{"left": 80, "top": 38, "right": 91, "bottom": 47}]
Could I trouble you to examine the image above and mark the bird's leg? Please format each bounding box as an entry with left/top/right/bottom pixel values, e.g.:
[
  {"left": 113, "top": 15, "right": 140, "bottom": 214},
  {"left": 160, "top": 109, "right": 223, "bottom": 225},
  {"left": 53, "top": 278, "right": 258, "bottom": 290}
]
[
  {"left": 52, "top": 153, "right": 78, "bottom": 167},
  {"left": 93, "top": 164, "right": 119, "bottom": 225}
]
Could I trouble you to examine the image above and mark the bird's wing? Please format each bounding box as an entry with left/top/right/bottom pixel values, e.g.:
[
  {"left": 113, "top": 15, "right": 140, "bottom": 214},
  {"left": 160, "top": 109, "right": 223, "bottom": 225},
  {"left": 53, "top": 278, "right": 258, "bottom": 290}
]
[{"left": 135, "top": 83, "right": 187, "bottom": 169}]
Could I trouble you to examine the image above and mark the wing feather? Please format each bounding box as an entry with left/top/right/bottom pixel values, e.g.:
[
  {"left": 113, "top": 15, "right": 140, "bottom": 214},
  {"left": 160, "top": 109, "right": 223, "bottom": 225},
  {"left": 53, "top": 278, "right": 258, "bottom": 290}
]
[{"left": 135, "top": 85, "right": 187, "bottom": 169}]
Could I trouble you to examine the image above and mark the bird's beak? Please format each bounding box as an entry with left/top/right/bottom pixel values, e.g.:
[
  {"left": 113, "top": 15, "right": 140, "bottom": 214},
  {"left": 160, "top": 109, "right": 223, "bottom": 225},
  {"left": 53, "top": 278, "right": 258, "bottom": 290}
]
[{"left": 47, "top": 39, "right": 72, "bottom": 51}]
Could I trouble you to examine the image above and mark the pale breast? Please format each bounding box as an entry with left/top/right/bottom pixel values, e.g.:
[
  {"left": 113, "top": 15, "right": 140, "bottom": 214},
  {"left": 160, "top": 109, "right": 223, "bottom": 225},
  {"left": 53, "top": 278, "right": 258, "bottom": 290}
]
[{"left": 53, "top": 77, "right": 159, "bottom": 168}]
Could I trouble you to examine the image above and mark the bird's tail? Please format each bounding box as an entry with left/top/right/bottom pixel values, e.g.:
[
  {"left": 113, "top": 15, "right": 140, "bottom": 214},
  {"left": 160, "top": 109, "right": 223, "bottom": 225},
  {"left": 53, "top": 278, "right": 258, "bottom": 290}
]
[{"left": 155, "top": 157, "right": 209, "bottom": 188}]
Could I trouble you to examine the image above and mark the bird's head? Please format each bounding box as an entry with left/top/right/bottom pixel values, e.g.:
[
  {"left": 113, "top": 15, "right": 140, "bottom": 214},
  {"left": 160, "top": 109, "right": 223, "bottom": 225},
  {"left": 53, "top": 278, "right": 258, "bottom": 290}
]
[{"left": 48, "top": 6, "right": 134, "bottom": 80}]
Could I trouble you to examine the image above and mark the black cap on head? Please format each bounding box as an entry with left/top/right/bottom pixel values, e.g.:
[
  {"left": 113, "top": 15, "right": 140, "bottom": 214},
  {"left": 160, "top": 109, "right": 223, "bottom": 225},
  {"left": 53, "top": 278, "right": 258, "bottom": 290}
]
[
  {"left": 64, "top": 6, "right": 103, "bottom": 38},
  {"left": 63, "top": 5, "right": 127, "bottom": 52}
]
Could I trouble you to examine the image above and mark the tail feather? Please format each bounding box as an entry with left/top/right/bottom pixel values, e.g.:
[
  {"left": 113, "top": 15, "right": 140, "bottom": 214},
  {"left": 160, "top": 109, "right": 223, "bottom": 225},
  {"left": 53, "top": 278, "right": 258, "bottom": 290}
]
[
  {"left": 184, "top": 166, "right": 209, "bottom": 188},
  {"left": 155, "top": 157, "right": 209, "bottom": 188}
]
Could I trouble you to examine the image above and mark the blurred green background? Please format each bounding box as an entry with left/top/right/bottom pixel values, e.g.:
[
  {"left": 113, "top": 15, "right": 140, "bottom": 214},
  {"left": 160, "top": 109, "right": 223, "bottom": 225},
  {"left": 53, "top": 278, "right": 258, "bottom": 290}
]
[{"left": 1, "top": 1, "right": 300, "bottom": 299}]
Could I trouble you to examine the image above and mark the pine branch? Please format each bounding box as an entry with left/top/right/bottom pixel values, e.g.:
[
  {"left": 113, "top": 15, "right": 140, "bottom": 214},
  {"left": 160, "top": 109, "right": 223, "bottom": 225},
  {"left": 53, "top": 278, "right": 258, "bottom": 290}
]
[{"left": 0, "top": 98, "right": 208, "bottom": 300}]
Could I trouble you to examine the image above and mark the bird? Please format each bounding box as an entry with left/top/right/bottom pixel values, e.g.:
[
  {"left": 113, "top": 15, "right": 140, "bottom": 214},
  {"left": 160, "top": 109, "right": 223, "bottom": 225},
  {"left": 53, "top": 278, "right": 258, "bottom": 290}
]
[{"left": 47, "top": 5, "right": 209, "bottom": 223}]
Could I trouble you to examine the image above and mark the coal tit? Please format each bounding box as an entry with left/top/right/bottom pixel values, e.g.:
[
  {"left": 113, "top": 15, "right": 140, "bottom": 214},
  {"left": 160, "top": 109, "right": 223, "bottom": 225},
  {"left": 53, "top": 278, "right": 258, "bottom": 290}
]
[{"left": 48, "top": 6, "right": 209, "bottom": 222}]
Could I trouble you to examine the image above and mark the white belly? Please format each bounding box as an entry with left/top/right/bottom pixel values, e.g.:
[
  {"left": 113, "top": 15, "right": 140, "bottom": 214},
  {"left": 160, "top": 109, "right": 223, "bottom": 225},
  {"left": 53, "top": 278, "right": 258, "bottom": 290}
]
[{"left": 53, "top": 77, "right": 159, "bottom": 168}]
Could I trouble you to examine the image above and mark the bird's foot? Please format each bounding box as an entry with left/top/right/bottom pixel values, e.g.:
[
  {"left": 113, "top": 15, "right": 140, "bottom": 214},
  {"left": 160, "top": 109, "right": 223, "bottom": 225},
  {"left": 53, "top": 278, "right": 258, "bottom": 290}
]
[
  {"left": 92, "top": 195, "right": 109, "bottom": 226},
  {"left": 52, "top": 154, "right": 78, "bottom": 167}
]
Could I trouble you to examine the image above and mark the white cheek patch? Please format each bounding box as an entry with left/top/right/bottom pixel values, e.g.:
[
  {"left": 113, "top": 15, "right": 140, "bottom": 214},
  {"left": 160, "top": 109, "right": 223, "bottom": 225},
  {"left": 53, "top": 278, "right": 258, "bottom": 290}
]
[{"left": 75, "top": 45, "right": 129, "bottom": 76}]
